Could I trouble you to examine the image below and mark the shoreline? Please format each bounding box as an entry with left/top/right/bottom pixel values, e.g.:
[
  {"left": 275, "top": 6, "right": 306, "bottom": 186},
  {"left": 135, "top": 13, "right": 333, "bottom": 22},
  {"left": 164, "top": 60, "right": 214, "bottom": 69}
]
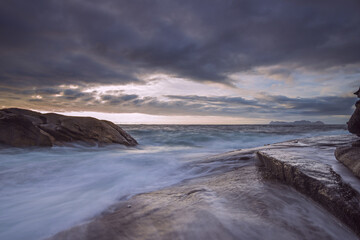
[{"left": 48, "top": 134, "right": 360, "bottom": 239}]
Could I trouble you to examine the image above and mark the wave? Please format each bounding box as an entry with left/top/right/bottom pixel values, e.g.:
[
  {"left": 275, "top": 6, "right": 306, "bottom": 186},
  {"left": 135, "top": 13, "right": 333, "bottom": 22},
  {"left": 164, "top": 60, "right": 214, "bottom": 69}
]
[{"left": 0, "top": 124, "right": 349, "bottom": 239}]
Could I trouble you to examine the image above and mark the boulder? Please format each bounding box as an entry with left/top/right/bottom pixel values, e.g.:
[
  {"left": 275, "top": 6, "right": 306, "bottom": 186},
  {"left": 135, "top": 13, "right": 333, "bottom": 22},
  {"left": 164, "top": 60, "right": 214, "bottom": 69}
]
[
  {"left": 0, "top": 108, "right": 137, "bottom": 147},
  {"left": 348, "top": 101, "right": 360, "bottom": 136},
  {"left": 335, "top": 88, "right": 360, "bottom": 179},
  {"left": 0, "top": 113, "right": 52, "bottom": 147},
  {"left": 336, "top": 88, "right": 360, "bottom": 179}
]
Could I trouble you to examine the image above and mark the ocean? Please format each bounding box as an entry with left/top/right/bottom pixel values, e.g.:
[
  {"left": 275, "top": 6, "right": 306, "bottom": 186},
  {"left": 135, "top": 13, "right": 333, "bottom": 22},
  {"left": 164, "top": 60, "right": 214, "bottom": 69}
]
[{"left": 0, "top": 124, "right": 349, "bottom": 240}]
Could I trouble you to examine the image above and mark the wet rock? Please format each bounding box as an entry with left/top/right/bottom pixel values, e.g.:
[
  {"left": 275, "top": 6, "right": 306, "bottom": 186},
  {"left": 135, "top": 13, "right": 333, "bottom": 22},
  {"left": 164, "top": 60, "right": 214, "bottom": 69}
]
[
  {"left": 347, "top": 87, "right": 360, "bottom": 136},
  {"left": 355, "top": 87, "right": 360, "bottom": 98},
  {"left": 348, "top": 101, "right": 360, "bottom": 136},
  {"left": 48, "top": 165, "right": 358, "bottom": 240},
  {"left": 335, "top": 146, "right": 360, "bottom": 178},
  {"left": 336, "top": 87, "right": 360, "bottom": 181},
  {"left": 257, "top": 142, "right": 360, "bottom": 236},
  {"left": 48, "top": 135, "right": 360, "bottom": 239},
  {"left": 0, "top": 108, "right": 137, "bottom": 147},
  {"left": 0, "top": 113, "right": 52, "bottom": 147}
]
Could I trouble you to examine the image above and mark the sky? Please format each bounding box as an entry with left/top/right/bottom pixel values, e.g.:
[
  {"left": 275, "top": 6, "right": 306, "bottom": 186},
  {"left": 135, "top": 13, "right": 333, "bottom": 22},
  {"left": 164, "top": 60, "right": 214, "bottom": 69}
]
[{"left": 0, "top": 0, "right": 359, "bottom": 124}]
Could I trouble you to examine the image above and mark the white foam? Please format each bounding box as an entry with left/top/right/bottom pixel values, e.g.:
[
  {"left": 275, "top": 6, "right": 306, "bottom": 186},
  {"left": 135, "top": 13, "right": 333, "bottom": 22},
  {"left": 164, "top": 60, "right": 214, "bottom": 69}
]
[{"left": 0, "top": 125, "right": 349, "bottom": 239}]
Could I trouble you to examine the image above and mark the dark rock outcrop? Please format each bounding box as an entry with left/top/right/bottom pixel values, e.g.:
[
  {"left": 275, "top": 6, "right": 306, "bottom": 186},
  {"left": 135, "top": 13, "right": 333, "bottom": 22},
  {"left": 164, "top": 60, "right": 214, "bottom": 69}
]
[
  {"left": 348, "top": 101, "right": 360, "bottom": 136},
  {"left": 0, "top": 112, "right": 52, "bottom": 147},
  {"left": 334, "top": 87, "right": 360, "bottom": 182},
  {"left": 347, "top": 87, "right": 360, "bottom": 136},
  {"left": 0, "top": 108, "right": 137, "bottom": 147}
]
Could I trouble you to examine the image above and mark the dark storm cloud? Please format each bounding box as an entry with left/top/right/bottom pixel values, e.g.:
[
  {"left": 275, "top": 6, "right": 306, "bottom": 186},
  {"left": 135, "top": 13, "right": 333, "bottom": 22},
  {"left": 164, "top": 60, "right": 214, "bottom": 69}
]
[
  {"left": 101, "top": 94, "right": 139, "bottom": 105},
  {"left": 0, "top": 86, "right": 62, "bottom": 96},
  {"left": 0, "top": 0, "right": 359, "bottom": 88},
  {"left": 262, "top": 95, "right": 356, "bottom": 115},
  {"left": 162, "top": 94, "right": 356, "bottom": 117},
  {"left": 62, "top": 89, "right": 86, "bottom": 100}
]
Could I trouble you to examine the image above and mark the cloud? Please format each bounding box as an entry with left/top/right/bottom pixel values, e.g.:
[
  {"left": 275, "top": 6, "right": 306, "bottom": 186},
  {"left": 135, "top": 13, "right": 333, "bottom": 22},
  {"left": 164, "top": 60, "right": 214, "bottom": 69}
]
[
  {"left": 62, "top": 89, "right": 87, "bottom": 100},
  {"left": 1, "top": 0, "right": 358, "bottom": 123},
  {"left": 0, "top": 0, "right": 359, "bottom": 89},
  {"left": 260, "top": 94, "right": 356, "bottom": 115},
  {"left": 166, "top": 95, "right": 263, "bottom": 107},
  {"left": 1, "top": 82, "right": 355, "bottom": 121},
  {"left": 101, "top": 94, "right": 139, "bottom": 105}
]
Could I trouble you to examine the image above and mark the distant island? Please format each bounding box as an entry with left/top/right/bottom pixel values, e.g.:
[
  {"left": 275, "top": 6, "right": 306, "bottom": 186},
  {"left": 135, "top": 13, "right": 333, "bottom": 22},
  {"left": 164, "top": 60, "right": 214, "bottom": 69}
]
[{"left": 269, "top": 120, "right": 325, "bottom": 125}]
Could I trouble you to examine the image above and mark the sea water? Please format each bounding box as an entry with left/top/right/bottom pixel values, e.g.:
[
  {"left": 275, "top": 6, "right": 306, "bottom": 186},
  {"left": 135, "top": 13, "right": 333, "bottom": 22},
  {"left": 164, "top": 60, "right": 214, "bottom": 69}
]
[{"left": 0, "top": 125, "right": 349, "bottom": 239}]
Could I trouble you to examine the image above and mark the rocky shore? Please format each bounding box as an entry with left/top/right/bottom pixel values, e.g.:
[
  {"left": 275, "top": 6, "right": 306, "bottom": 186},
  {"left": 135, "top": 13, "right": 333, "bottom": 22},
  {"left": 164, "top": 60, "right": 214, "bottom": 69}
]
[
  {"left": 3, "top": 94, "right": 360, "bottom": 239},
  {"left": 257, "top": 135, "right": 360, "bottom": 236},
  {"left": 0, "top": 108, "right": 137, "bottom": 147},
  {"left": 46, "top": 89, "right": 360, "bottom": 239},
  {"left": 49, "top": 134, "right": 360, "bottom": 239},
  {"left": 334, "top": 89, "right": 360, "bottom": 179}
]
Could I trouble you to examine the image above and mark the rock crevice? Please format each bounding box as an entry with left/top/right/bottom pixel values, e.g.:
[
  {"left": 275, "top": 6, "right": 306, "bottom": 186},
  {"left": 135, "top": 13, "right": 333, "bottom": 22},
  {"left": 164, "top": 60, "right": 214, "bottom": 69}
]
[
  {"left": 257, "top": 148, "right": 360, "bottom": 236},
  {"left": 335, "top": 146, "right": 360, "bottom": 178}
]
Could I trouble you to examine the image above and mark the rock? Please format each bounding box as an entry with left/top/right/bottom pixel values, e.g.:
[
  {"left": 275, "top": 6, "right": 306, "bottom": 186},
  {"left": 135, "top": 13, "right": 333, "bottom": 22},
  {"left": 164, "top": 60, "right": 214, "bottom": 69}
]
[
  {"left": 256, "top": 136, "right": 360, "bottom": 236},
  {"left": 355, "top": 87, "right": 360, "bottom": 98},
  {"left": 348, "top": 101, "right": 360, "bottom": 136},
  {"left": 48, "top": 135, "right": 360, "bottom": 239},
  {"left": 0, "top": 108, "right": 137, "bottom": 147},
  {"left": 49, "top": 164, "right": 359, "bottom": 240},
  {"left": 0, "top": 113, "right": 52, "bottom": 147},
  {"left": 347, "top": 87, "right": 360, "bottom": 136},
  {"left": 336, "top": 87, "right": 360, "bottom": 180},
  {"left": 335, "top": 146, "right": 360, "bottom": 178}
]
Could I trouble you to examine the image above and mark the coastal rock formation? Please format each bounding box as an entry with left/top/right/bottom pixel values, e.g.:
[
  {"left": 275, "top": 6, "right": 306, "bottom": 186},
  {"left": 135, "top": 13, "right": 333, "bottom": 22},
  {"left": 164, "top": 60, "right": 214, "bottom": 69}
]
[
  {"left": 335, "top": 145, "right": 360, "bottom": 178},
  {"left": 334, "top": 87, "right": 360, "bottom": 180},
  {"left": 347, "top": 87, "right": 360, "bottom": 136},
  {"left": 257, "top": 135, "right": 360, "bottom": 236},
  {"left": 348, "top": 100, "right": 360, "bottom": 136},
  {"left": 49, "top": 167, "right": 358, "bottom": 240},
  {"left": 49, "top": 135, "right": 360, "bottom": 239},
  {"left": 0, "top": 108, "right": 137, "bottom": 147},
  {"left": 0, "top": 111, "right": 53, "bottom": 147}
]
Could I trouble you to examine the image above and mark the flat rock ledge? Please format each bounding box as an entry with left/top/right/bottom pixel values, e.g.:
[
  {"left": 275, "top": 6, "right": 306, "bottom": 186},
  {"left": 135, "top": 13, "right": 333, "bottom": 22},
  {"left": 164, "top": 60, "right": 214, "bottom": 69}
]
[
  {"left": 0, "top": 108, "right": 137, "bottom": 147},
  {"left": 335, "top": 145, "right": 360, "bottom": 178},
  {"left": 48, "top": 135, "right": 360, "bottom": 239},
  {"left": 257, "top": 136, "right": 360, "bottom": 236}
]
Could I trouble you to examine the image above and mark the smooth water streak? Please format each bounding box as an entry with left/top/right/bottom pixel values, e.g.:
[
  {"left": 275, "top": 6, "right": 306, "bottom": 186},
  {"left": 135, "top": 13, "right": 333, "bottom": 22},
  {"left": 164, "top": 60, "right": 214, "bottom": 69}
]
[{"left": 0, "top": 125, "right": 349, "bottom": 239}]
